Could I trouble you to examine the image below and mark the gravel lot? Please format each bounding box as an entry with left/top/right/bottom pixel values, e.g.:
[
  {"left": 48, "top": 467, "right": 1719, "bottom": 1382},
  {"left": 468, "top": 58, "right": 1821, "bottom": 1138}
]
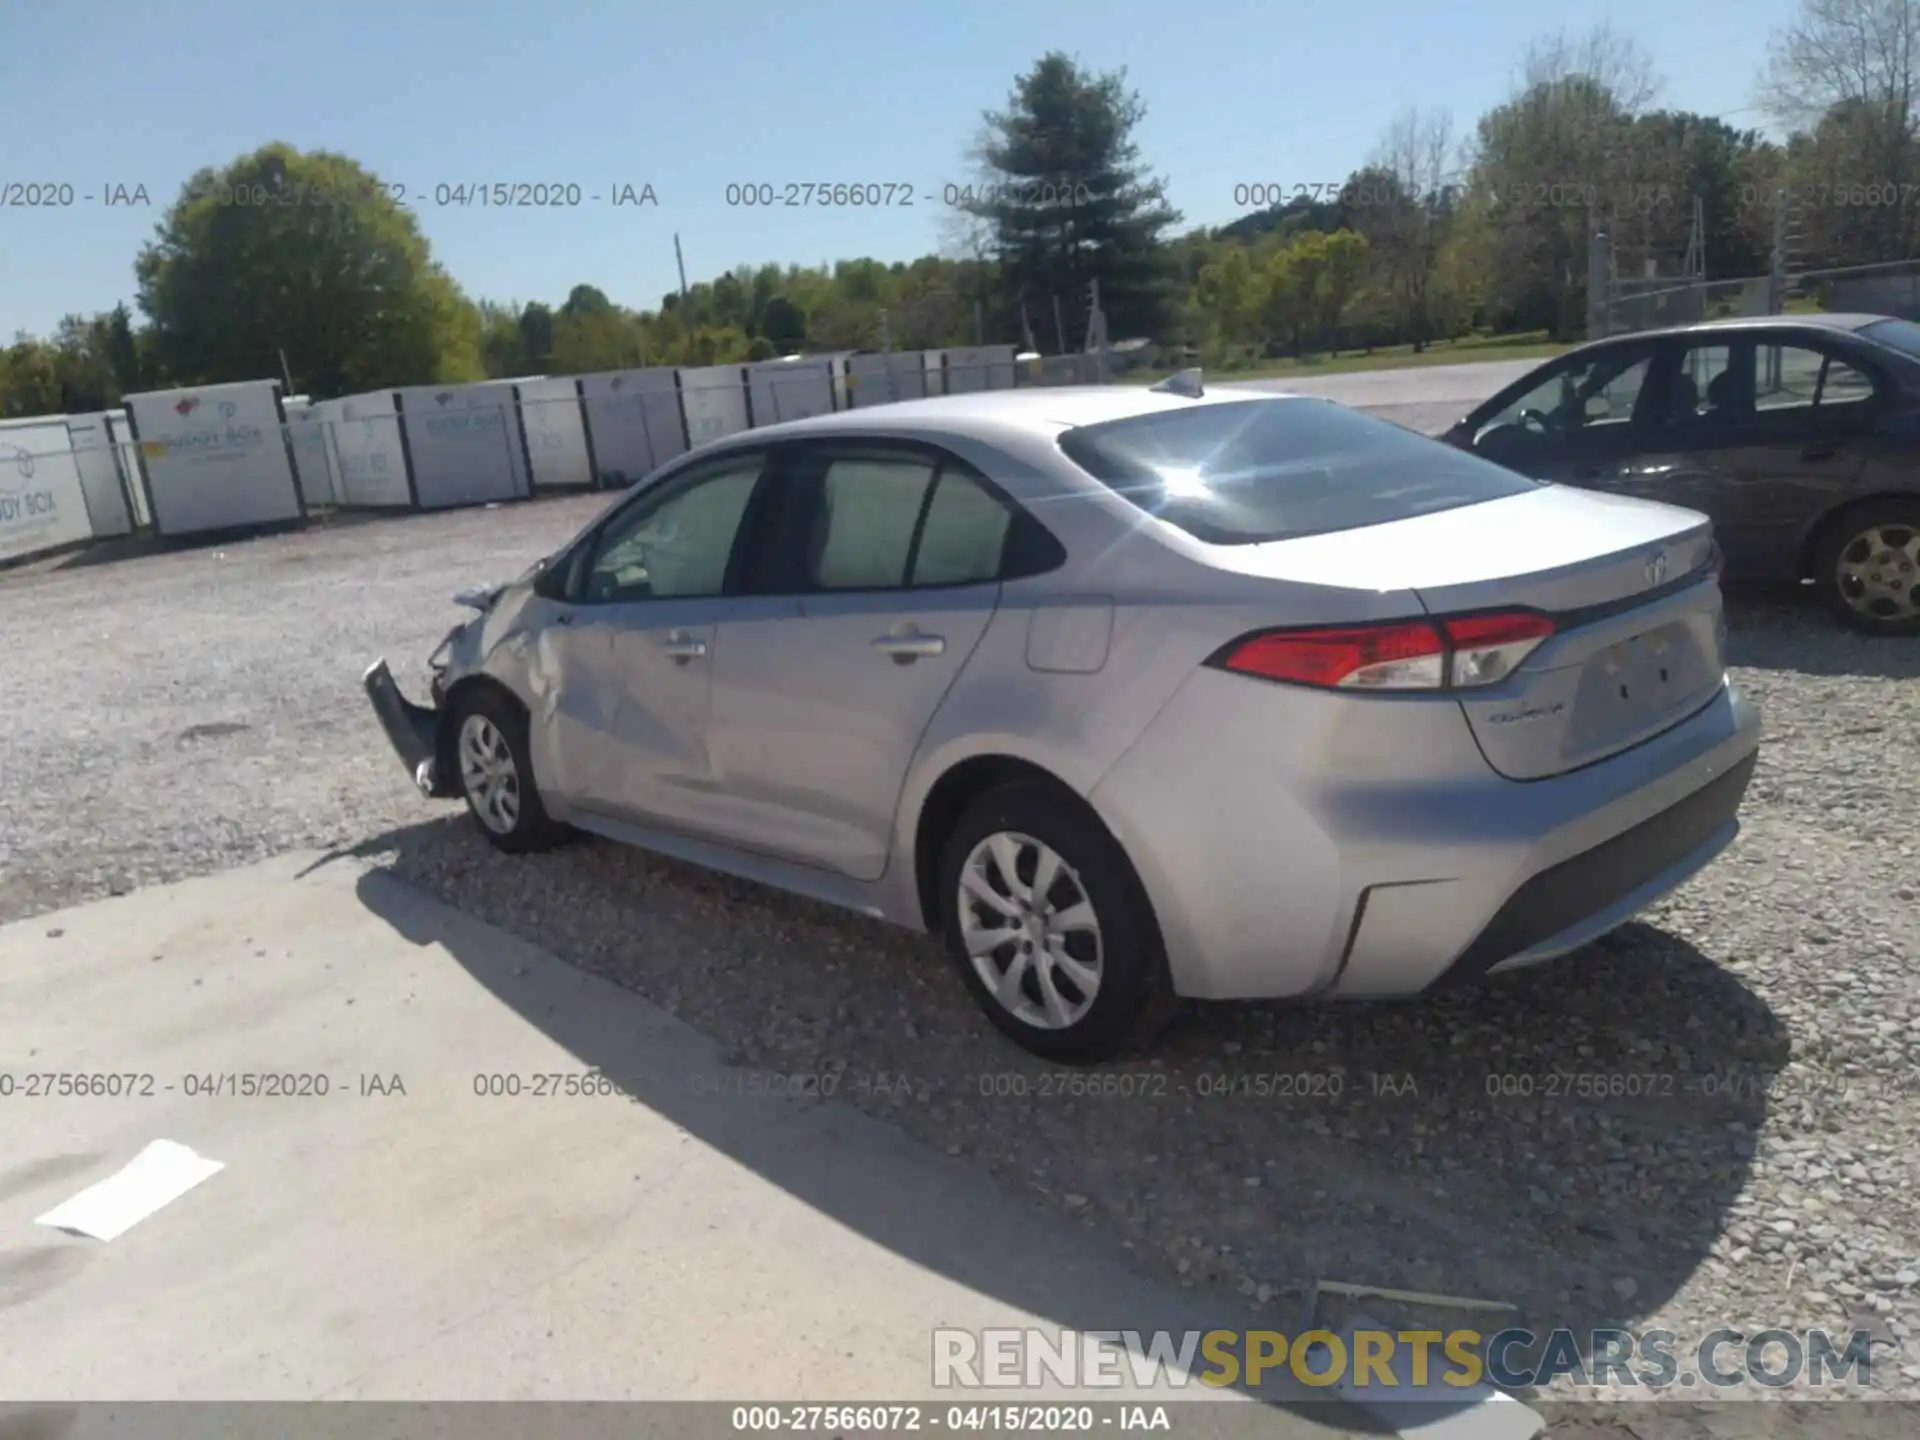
[{"left": 3, "top": 490, "right": 1918, "bottom": 1411}]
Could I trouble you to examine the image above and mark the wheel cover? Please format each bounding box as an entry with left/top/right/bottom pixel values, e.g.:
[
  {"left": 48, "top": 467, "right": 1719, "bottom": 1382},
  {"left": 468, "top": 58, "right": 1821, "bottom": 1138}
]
[
  {"left": 458, "top": 713, "right": 522, "bottom": 835},
  {"left": 957, "top": 830, "right": 1103, "bottom": 1030},
  {"left": 1835, "top": 522, "right": 1920, "bottom": 622}
]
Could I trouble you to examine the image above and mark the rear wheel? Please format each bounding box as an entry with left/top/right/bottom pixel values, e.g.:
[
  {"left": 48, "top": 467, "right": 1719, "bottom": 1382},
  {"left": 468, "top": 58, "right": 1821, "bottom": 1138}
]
[
  {"left": 451, "top": 687, "right": 569, "bottom": 853},
  {"left": 1816, "top": 500, "right": 1920, "bottom": 636},
  {"left": 938, "top": 783, "right": 1175, "bottom": 1064}
]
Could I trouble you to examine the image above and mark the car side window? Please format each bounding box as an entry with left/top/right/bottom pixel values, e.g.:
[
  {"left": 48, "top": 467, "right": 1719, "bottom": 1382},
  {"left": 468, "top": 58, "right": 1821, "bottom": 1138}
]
[
  {"left": 911, "top": 466, "right": 1014, "bottom": 587},
  {"left": 1474, "top": 350, "right": 1653, "bottom": 448},
  {"left": 806, "top": 455, "right": 938, "bottom": 590},
  {"left": 1755, "top": 344, "right": 1878, "bottom": 421},
  {"left": 580, "top": 453, "right": 763, "bottom": 603},
  {"left": 1658, "top": 344, "right": 1745, "bottom": 430}
]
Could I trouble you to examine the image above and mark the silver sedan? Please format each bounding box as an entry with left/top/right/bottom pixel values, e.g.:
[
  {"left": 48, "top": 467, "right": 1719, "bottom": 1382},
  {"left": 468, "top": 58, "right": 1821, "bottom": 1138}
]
[{"left": 366, "top": 375, "right": 1761, "bottom": 1063}]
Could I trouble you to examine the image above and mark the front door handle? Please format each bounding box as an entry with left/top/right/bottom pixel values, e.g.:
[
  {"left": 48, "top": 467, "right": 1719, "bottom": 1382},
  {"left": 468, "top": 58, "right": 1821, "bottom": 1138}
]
[
  {"left": 1801, "top": 440, "right": 1841, "bottom": 461},
  {"left": 1570, "top": 464, "right": 1604, "bottom": 480},
  {"left": 872, "top": 632, "right": 946, "bottom": 662},
  {"left": 660, "top": 631, "right": 708, "bottom": 662}
]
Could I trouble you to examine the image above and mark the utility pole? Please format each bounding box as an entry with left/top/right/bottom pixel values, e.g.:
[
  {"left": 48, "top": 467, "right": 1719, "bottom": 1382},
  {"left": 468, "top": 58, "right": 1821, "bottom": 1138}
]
[
  {"left": 1086, "top": 280, "right": 1111, "bottom": 384},
  {"left": 277, "top": 347, "right": 295, "bottom": 395},
  {"left": 1587, "top": 228, "right": 1612, "bottom": 340},
  {"left": 673, "top": 234, "right": 692, "bottom": 311}
]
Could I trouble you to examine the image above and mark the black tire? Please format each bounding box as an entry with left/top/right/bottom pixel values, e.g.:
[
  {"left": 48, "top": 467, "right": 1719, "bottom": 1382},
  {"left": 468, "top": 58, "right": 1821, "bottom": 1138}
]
[
  {"left": 448, "top": 685, "right": 569, "bottom": 853},
  {"left": 938, "top": 781, "right": 1177, "bottom": 1065},
  {"left": 1814, "top": 499, "right": 1920, "bottom": 636}
]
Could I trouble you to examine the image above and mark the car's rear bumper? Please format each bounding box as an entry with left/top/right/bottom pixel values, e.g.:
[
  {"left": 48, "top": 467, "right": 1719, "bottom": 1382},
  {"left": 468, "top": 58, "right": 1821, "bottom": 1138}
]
[
  {"left": 1425, "top": 746, "right": 1755, "bottom": 987},
  {"left": 1089, "top": 671, "right": 1761, "bottom": 1001},
  {"left": 363, "top": 659, "right": 455, "bottom": 798}
]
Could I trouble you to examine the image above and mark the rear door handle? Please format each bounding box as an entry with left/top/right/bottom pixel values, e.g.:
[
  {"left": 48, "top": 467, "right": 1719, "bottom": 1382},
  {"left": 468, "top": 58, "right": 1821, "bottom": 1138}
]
[
  {"left": 872, "top": 633, "right": 946, "bottom": 660},
  {"left": 660, "top": 631, "right": 708, "bottom": 661},
  {"left": 1801, "top": 440, "right": 1841, "bottom": 461},
  {"left": 1570, "top": 464, "right": 1604, "bottom": 480}
]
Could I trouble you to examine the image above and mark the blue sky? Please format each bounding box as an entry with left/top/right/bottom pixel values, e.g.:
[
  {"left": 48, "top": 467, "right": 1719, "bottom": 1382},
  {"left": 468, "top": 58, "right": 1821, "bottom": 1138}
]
[{"left": 2, "top": 0, "right": 1793, "bottom": 340}]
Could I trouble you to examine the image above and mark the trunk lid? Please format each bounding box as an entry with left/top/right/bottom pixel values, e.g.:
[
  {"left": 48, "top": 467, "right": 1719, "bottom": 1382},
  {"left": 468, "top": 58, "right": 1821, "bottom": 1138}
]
[{"left": 1223, "top": 486, "right": 1725, "bottom": 780}]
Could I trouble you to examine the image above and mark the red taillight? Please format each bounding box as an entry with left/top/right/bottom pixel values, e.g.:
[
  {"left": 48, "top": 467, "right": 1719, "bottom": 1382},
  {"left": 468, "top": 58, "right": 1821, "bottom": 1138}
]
[
  {"left": 1216, "top": 610, "right": 1555, "bottom": 691},
  {"left": 1221, "top": 622, "right": 1447, "bottom": 689}
]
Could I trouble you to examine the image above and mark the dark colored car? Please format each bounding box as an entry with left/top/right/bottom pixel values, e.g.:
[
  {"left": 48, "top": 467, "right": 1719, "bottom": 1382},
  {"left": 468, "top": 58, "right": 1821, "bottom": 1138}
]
[{"left": 1441, "top": 314, "right": 1920, "bottom": 634}]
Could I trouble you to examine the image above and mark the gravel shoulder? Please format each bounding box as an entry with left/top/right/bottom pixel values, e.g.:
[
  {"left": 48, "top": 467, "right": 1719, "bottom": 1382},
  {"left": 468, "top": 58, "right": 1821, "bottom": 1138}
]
[{"left": 2, "top": 498, "right": 1917, "bottom": 1408}]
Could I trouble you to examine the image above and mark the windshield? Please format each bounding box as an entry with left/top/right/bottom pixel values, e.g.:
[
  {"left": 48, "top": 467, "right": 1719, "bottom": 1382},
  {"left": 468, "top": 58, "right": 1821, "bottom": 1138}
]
[{"left": 1056, "top": 397, "right": 1542, "bottom": 545}]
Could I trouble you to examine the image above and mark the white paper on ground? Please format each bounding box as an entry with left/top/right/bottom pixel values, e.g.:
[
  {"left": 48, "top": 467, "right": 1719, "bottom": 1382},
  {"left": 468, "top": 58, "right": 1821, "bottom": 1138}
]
[
  {"left": 34, "top": 1140, "right": 225, "bottom": 1241},
  {"left": 1301, "top": 1314, "right": 1544, "bottom": 1440}
]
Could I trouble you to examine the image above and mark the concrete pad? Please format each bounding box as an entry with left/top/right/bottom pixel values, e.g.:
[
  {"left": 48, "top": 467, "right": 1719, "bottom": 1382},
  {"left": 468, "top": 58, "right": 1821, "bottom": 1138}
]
[{"left": 0, "top": 855, "right": 1380, "bottom": 1433}]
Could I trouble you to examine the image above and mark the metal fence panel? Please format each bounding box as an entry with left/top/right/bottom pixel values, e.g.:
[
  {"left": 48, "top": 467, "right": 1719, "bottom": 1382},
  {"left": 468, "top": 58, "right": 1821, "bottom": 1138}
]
[
  {"left": 516, "top": 379, "right": 595, "bottom": 492},
  {"left": 64, "top": 412, "right": 135, "bottom": 538},
  {"left": 0, "top": 419, "right": 97, "bottom": 562},
  {"left": 677, "top": 366, "right": 751, "bottom": 447},
  {"left": 122, "top": 381, "right": 303, "bottom": 537},
  {"left": 578, "top": 368, "right": 687, "bottom": 487},
  {"left": 392, "top": 384, "right": 526, "bottom": 510}
]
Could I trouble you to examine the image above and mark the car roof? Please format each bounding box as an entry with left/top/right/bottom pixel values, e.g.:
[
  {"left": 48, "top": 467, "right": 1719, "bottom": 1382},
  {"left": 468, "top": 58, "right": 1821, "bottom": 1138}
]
[
  {"left": 1575, "top": 313, "right": 1892, "bottom": 355},
  {"left": 722, "top": 383, "right": 1280, "bottom": 446}
]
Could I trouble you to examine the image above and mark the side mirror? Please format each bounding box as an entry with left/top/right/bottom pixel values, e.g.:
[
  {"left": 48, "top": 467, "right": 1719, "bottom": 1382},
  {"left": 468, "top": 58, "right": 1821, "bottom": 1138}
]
[
  {"left": 531, "top": 554, "right": 568, "bottom": 601},
  {"left": 1585, "top": 396, "right": 1611, "bottom": 421}
]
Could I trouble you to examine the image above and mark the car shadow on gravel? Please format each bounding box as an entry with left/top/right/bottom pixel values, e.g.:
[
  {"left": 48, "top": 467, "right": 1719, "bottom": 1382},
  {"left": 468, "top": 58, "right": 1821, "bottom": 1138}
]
[
  {"left": 341, "top": 814, "right": 1788, "bottom": 1406},
  {"left": 1723, "top": 592, "right": 1920, "bottom": 680}
]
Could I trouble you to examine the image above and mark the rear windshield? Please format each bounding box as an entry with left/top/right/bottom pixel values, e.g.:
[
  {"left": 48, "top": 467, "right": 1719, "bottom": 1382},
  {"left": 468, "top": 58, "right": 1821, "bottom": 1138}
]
[
  {"left": 1055, "top": 397, "right": 1541, "bottom": 545},
  {"left": 1861, "top": 317, "right": 1920, "bottom": 361}
]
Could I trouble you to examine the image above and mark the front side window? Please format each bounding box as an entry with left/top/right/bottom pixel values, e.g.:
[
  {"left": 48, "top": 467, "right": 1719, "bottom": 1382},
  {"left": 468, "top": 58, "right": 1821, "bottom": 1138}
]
[
  {"left": 581, "top": 453, "right": 763, "bottom": 602},
  {"left": 1474, "top": 349, "right": 1655, "bottom": 447},
  {"left": 1059, "top": 397, "right": 1539, "bottom": 546}
]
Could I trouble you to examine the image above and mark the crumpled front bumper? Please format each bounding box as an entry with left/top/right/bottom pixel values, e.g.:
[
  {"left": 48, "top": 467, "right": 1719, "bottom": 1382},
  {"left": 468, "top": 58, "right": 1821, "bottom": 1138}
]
[{"left": 363, "top": 659, "right": 457, "bottom": 798}]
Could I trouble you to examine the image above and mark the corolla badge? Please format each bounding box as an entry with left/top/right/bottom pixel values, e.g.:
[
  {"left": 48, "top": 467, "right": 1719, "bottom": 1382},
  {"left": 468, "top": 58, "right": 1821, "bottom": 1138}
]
[
  {"left": 1488, "top": 701, "right": 1567, "bottom": 726},
  {"left": 1645, "top": 548, "right": 1670, "bottom": 586}
]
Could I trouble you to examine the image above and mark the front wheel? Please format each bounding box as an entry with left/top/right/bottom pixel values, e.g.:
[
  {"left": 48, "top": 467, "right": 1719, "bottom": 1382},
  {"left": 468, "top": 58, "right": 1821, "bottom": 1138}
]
[
  {"left": 938, "top": 783, "right": 1175, "bottom": 1065},
  {"left": 1816, "top": 500, "right": 1920, "bottom": 635},
  {"left": 450, "top": 687, "right": 569, "bottom": 853}
]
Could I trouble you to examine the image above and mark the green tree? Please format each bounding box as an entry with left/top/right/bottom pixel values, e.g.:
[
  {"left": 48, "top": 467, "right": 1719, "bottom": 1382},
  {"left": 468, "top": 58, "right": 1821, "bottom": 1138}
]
[
  {"left": 134, "top": 143, "right": 480, "bottom": 393},
  {"left": 1195, "top": 245, "right": 1266, "bottom": 355},
  {"left": 1315, "top": 229, "right": 1371, "bottom": 343},
  {"left": 559, "top": 284, "right": 615, "bottom": 322},
  {"left": 0, "top": 339, "right": 61, "bottom": 418},
  {"left": 972, "top": 52, "right": 1182, "bottom": 343},
  {"left": 517, "top": 302, "right": 555, "bottom": 373},
  {"left": 761, "top": 296, "right": 807, "bottom": 350},
  {"left": 1462, "top": 26, "right": 1659, "bottom": 337}
]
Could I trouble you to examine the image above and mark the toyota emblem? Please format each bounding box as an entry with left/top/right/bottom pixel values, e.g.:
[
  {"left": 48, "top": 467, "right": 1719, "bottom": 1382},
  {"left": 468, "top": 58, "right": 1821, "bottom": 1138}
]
[{"left": 1645, "top": 549, "right": 1669, "bottom": 586}]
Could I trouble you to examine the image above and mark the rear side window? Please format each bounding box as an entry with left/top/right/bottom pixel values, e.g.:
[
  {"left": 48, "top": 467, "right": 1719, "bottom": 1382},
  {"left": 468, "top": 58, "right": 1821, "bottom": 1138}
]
[
  {"left": 1861, "top": 317, "right": 1920, "bottom": 359},
  {"left": 1057, "top": 397, "right": 1541, "bottom": 545}
]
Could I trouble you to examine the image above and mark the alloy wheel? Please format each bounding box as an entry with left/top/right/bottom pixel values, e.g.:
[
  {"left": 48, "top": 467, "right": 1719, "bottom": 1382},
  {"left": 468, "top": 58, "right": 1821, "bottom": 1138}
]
[
  {"left": 956, "top": 831, "right": 1103, "bottom": 1030},
  {"left": 1835, "top": 522, "right": 1920, "bottom": 623},
  {"left": 458, "top": 712, "right": 522, "bottom": 835}
]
